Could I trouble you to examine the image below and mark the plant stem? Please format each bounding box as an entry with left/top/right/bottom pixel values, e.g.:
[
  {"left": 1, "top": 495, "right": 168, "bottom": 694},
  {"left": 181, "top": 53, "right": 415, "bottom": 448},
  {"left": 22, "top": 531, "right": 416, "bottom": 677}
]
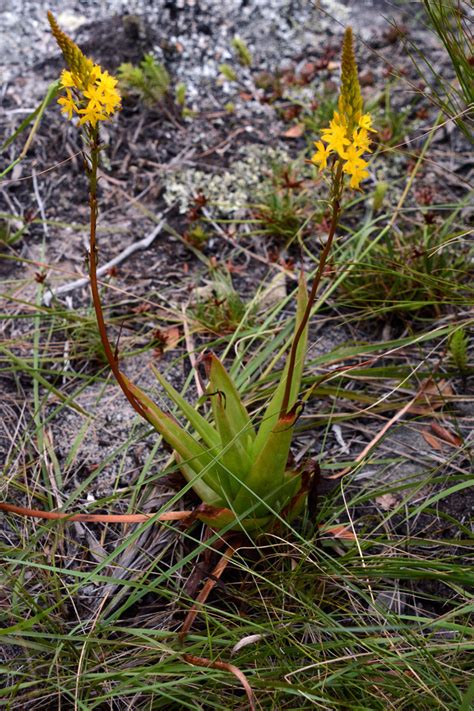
[
  {"left": 280, "top": 160, "right": 344, "bottom": 416},
  {"left": 87, "top": 126, "right": 147, "bottom": 419}
]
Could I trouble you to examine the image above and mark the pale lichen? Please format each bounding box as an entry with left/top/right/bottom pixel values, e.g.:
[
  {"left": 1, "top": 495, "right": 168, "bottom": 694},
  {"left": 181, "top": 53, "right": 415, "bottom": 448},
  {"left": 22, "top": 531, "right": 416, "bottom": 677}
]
[{"left": 163, "top": 143, "right": 292, "bottom": 215}]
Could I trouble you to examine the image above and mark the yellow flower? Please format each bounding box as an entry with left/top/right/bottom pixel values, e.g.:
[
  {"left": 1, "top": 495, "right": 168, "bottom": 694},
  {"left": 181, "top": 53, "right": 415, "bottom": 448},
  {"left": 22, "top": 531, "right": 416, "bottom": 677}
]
[
  {"left": 321, "top": 122, "right": 351, "bottom": 158},
  {"left": 100, "top": 87, "right": 121, "bottom": 115},
  {"left": 83, "top": 84, "right": 104, "bottom": 110},
  {"left": 96, "top": 70, "right": 119, "bottom": 92},
  {"left": 347, "top": 165, "right": 369, "bottom": 190},
  {"left": 311, "top": 141, "right": 332, "bottom": 170},
  {"left": 60, "top": 70, "right": 77, "bottom": 89},
  {"left": 358, "top": 113, "right": 376, "bottom": 132},
  {"left": 58, "top": 89, "right": 78, "bottom": 120},
  {"left": 342, "top": 145, "right": 369, "bottom": 189},
  {"left": 49, "top": 13, "right": 121, "bottom": 128},
  {"left": 331, "top": 111, "right": 347, "bottom": 129},
  {"left": 78, "top": 102, "right": 107, "bottom": 127},
  {"left": 352, "top": 128, "right": 372, "bottom": 154}
]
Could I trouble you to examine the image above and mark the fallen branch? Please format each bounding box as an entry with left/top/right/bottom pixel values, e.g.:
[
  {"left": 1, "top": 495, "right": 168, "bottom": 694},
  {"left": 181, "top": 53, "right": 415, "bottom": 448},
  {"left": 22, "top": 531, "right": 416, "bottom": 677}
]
[
  {"left": 180, "top": 542, "right": 239, "bottom": 641},
  {"left": 43, "top": 217, "right": 166, "bottom": 306}
]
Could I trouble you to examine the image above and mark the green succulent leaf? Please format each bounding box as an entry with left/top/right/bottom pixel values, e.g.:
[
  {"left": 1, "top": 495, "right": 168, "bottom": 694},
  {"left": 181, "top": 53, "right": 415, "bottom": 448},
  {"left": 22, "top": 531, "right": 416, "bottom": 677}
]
[
  {"left": 175, "top": 455, "right": 226, "bottom": 508},
  {"left": 151, "top": 363, "right": 220, "bottom": 450},
  {"left": 234, "top": 406, "right": 302, "bottom": 517},
  {"left": 253, "top": 273, "right": 308, "bottom": 459},
  {"left": 209, "top": 389, "right": 253, "bottom": 497},
  {"left": 195, "top": 503, "right": 273, "bottom": 533},
  {"left": 123, "top": 375, "right": 228, "bottom": 497},
  {"left": 203, "top": 353, "right": 256, "bottom": 450}
]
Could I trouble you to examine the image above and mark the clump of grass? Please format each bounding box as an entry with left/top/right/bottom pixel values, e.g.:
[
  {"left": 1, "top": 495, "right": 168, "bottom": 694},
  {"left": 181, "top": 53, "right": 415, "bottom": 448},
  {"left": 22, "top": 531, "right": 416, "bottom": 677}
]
[
  {"left": 336, "top": 206, "right": 472, "bottom": 320},
  {"left": 64, "top": 311, "right": 108, "bottom": 364},
  {"left": 252, "top": 163, "right": 313, "bottom": 245},
  {"left": 397, "top": 0, "right": 473, "bottom": 142},
  {"left": 190, "top": 273, "right": 254, "bottom": 334}
]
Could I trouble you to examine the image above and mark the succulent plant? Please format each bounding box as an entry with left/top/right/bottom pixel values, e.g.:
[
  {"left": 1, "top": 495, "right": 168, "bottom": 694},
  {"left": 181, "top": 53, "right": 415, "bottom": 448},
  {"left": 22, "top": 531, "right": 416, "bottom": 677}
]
[{"left": 124, "top": 275, "right": 309, "bottom": 533}]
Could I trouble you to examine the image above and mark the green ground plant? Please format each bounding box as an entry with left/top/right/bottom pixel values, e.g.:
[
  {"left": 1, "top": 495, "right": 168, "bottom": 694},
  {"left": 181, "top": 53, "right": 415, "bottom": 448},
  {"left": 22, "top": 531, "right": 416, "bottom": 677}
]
[
  {"left": 337, "top": 207, "right": 473, "bottom": 319},
  {"left": 190, "top": 275, "right": 255, "bottom": 335},
  {"left": 449, "top": 326, "right": 470, "bottom": 376},
  {"left": 231, "top": 36, "right": 253, "bottom": 68},
  {"left": 118, "top": 53, "right": 171, "bottom": 105},
  {"left": 252, "top": 181, "right": 312, "bottom": 245},
  {"left": 118, "top": 53, "right": 189, "bottom": 116}
]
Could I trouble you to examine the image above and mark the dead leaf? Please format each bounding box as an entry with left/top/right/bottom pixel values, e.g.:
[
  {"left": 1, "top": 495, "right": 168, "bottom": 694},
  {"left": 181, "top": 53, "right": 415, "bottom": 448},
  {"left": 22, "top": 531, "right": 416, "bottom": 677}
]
[
  {"left": 162, "top": 326, "right": 180, "bottom": 350},
  {"left": 298, "top": 61, "right": 316, "bottom": 82},
  {"left": 375, "top": 493, "right": 398, "bottom": 510},
  {"left": 183, "top": 654, "right": 255, "bottom": 711},
  {"left": 320, "top": 524, "right": 355, "bottom": 540},
  {"left": 421, "top": 430, "right": 444, "bottom": 451},
  {"left": 238, "top": 91, "right": 253, "bottom": 101},
  {"left": 430, "top": 422, "right": 462, "bottom": 447},
  {"left": 231, "top": 634, "right": 264, "bottom": 655},
  {"left": 282, "top": 123, "right": 305, "bottom": 138},
  {"left": 408, "top": 379, "right": 454, "bottom": 415}
]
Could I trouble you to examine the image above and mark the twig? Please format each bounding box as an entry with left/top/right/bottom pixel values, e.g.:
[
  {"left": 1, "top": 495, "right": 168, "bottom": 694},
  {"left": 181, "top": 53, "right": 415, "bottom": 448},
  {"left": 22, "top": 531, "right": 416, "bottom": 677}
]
[
  {"left": 43, "top": 218, "right": 166, "bottom": 306},
  {"left": 179, "top": 543, "right": 238, "bottom": 641},
  {"left": 0, "top": 501, "right": 193, "bottom": 523}
]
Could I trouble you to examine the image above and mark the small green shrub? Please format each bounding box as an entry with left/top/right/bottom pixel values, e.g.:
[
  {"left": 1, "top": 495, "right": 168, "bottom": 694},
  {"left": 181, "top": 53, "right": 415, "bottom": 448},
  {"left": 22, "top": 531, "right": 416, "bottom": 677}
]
[
  {"left": 190, "top": 274, "right": 254, "bottom": 334},
  {"left": 337, "top": 223, "right": 471, "bottom": 319},
  {"left": 118, "top": 54, "right": 171, "bottom": 105},
  {"left": 231, "top": 36, "right": 252, "bottom": 67},
  {"left": 449, "top": 327, "right": 470, "bottom": 376}
]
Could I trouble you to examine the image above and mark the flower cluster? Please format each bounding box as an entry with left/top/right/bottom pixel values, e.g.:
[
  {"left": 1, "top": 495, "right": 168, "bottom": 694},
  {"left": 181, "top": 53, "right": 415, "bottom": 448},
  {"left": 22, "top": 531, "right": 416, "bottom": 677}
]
[
  {"left": 311, "top": 27, "right": 375, "bottom": 190},
  {"left": 312, "top": 109, "right": 375, "bottom": 189},
  {"left": 58, "top": 66, "right": 121, "bottom": 127},
  {"left": 48, "top": 12, "right": 121, "bottom": 128}
]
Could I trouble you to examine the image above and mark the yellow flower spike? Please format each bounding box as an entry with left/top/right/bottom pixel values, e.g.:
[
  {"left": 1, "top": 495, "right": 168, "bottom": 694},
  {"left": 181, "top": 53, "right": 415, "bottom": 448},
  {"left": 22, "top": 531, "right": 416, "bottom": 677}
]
[
  {"left": 310, "top": 26, "right": 374, "bottom": 191},
  {"left": 338, "top": 26, "right": 363, "bottom": 131},
  {"left": 48, "top": 12, "right": 121, "bottom": 127},
  {"left": 311, "top": 141, "right": 332, "bottom": 171},
  {"left": 48, "top": 12, "right": 94, "bottom": 87}
]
